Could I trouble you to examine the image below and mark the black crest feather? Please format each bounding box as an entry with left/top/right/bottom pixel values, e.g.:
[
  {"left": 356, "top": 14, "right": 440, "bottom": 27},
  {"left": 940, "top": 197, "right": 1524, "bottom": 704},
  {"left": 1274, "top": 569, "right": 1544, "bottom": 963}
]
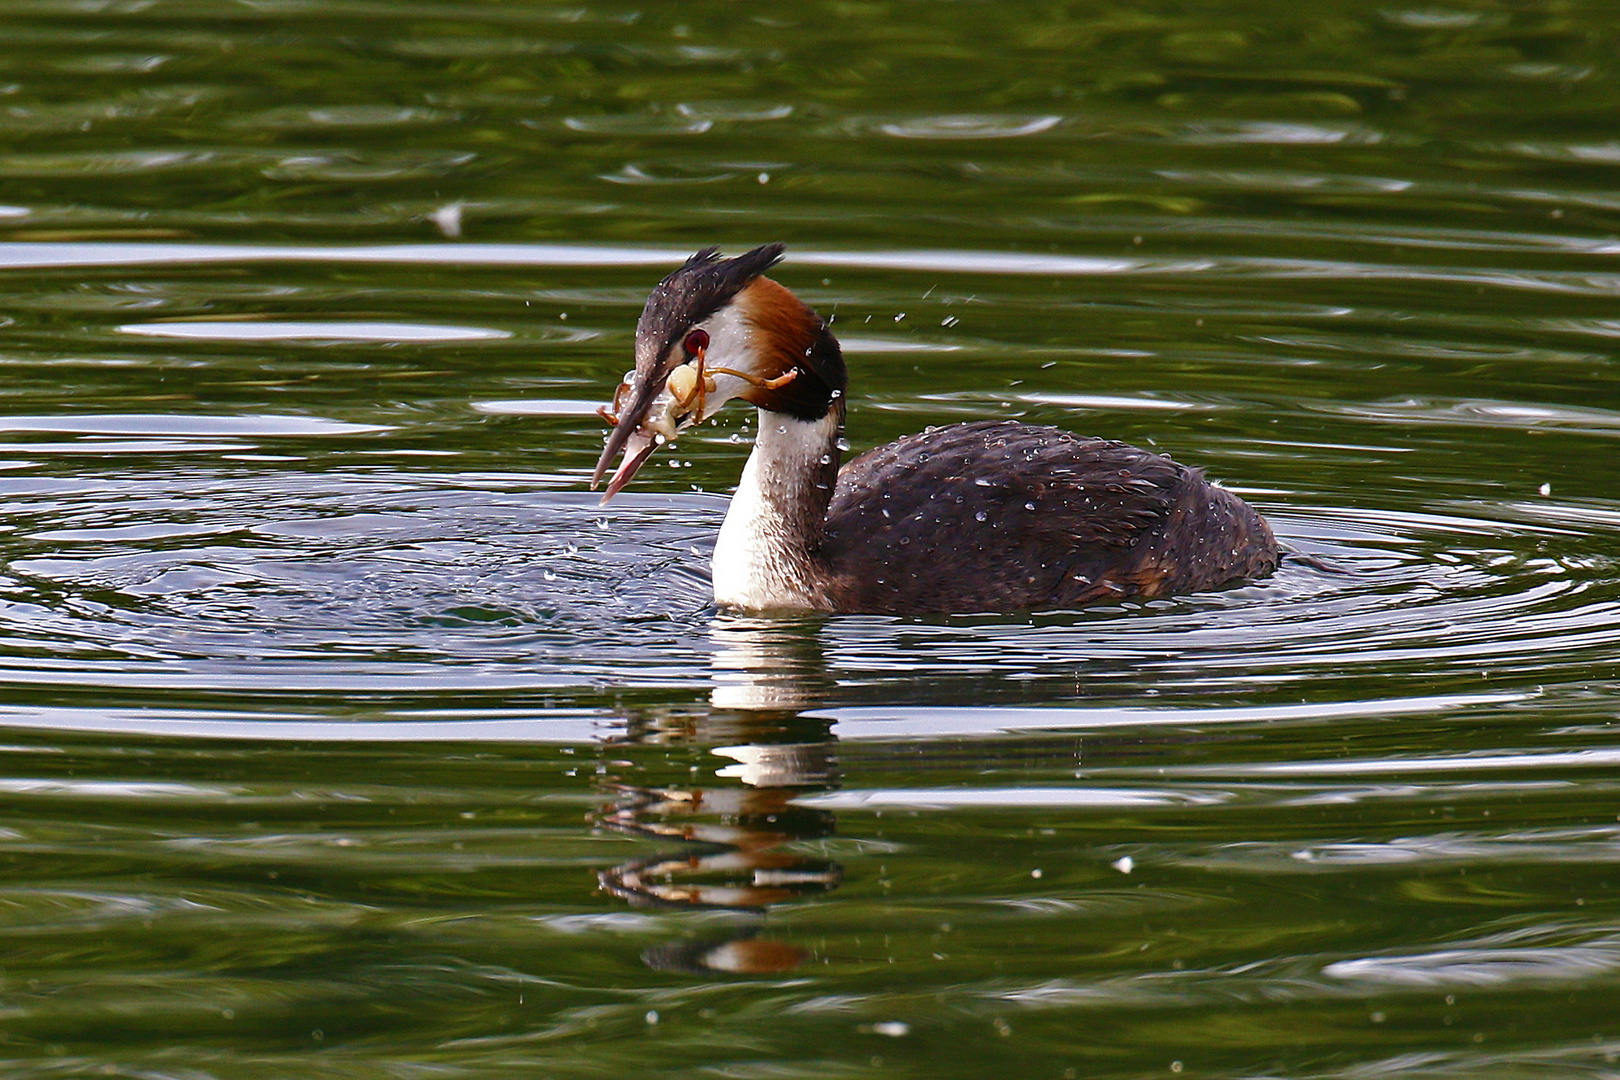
[{"left": 634, "top": 243, "right": 786, "bottom": 373}]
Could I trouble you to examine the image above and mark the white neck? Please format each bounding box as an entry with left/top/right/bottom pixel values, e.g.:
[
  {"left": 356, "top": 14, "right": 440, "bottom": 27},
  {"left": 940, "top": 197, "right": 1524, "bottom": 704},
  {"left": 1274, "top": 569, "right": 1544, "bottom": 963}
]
[{"left": 712, "top": 409, "right": 841, "bottom": 611}]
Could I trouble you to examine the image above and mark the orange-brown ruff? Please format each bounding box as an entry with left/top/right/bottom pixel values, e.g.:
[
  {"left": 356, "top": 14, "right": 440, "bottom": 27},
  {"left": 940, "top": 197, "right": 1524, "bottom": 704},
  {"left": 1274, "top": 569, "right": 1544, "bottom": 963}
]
[{"left": 592, "top": 244, "right": 1280, "bottom": 614}]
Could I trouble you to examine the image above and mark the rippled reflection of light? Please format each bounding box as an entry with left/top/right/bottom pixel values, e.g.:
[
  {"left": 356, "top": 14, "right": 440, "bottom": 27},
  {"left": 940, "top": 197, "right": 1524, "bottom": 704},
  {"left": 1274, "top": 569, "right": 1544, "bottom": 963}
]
[
  {"left": 0, "top": 414, "right": 390, "bottom": 436},
  {"left": 803, "top": 787, "right": 1230, "bottom": 809},
  {"left": 117, "top": 321, "right": 510, "bottom": 342},
  {"left": 471, "top": 399, "right": 606, "bottom": 416},
  {"left": 877, "top": 114, "right": 1063, "bottom": 139},
  {"left": 1326, "top": 946, "right": 1620, "bottom": 987}
]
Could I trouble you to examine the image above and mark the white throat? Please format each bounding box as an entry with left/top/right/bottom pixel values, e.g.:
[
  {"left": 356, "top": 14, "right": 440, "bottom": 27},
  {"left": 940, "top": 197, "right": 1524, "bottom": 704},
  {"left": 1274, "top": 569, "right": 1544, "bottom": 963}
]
[{"left": 712, "top": 410, "right": 841, "bottom": 611}]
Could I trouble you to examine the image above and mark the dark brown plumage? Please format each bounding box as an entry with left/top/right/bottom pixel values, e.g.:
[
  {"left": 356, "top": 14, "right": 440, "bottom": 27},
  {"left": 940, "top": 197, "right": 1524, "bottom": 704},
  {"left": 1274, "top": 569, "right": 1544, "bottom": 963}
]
[{"left": 818, "top": 420, "right": 1277, "bottom": 613}]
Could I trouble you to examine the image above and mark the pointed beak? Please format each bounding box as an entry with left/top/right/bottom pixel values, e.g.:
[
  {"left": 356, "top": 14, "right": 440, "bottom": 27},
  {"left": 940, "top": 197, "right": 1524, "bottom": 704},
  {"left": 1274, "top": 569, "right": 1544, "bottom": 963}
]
[
  {"left": 591, "top": 389, "right": 643, "bottom": 492},
  {"left": 596, "top": 427, "right": 659, "bottom": 502},
  {"left": 591, "top": 366, "right": 686, "bottom": 505}
]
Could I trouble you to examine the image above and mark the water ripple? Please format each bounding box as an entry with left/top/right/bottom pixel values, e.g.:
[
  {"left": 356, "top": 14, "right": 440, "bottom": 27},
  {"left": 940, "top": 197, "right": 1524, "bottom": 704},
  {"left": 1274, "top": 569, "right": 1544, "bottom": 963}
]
[
  {"left": 876, "top": 114, "right": 1063, "bottom": 140},
  {"left": 4, "top": 243, "right": 1619, "bottom": 302},
  {"left": 0, "top": 459, "right": 1610, "bottom": 729},
  {"left": 116, "top": 320, "right": 511, "bottom": 343}
]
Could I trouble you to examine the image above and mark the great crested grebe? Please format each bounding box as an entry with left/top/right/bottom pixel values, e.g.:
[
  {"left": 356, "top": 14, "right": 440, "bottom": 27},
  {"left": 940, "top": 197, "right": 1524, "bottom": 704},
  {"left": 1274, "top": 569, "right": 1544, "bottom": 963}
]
[{"left": 592, "top": 243, "right": 1279, "bottom": 614}]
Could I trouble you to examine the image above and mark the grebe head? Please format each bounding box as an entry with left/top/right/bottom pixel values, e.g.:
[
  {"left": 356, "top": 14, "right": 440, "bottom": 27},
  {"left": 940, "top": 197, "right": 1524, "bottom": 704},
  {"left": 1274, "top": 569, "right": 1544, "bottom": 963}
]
[{"left": 592, "top": 243, "right": 846, "bottom": 502}]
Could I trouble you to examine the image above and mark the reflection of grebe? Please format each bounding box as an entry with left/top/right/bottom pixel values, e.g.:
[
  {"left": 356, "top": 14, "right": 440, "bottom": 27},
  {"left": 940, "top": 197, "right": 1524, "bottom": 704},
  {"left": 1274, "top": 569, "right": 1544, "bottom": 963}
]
[
  {"left": 594, "top": 243, "right": 1279, "bottom": 614},
  {"left": 594, "top": 753, "right": 841, "bottom": 975},
  {"left": 596, "top": 781, "right": 841, "bottom": 911},
  {"left": 595, "top": 620, "right": 843, "bottom": 975}
]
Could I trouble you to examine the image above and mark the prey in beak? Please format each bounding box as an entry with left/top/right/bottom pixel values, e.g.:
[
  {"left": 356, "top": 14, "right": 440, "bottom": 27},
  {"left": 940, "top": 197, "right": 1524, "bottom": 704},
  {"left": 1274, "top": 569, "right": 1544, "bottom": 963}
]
[
  {"left": 591, "top": 243, "right": 806, "bottom": 504},
  {"left": 592, "top": 340, "right": 716, "bottom": 501},
  {"left": 592, "top": 330, "right": 802, "bottom": 501}
]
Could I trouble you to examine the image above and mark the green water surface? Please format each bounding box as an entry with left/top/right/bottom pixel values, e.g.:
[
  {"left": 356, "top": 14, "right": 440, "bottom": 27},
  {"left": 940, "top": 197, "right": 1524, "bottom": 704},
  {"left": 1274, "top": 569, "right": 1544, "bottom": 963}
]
[{"left": 0, "top": 1, "right": 1618, "bottom": 1077}]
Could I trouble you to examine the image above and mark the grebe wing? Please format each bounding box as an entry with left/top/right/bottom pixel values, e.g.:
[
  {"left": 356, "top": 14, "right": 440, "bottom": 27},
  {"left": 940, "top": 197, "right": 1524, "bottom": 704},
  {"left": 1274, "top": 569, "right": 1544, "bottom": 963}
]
[
  {"left": 828, "top": 419, "right": 1180, "bottom": 552},
  {"left": 818, "top": 420, "right": 1275, "bottom": 613}
]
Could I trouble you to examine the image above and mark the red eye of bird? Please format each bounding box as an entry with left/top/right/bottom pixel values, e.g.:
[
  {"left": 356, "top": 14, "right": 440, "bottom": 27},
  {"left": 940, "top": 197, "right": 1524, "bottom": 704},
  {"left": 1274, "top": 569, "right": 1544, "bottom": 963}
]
[{"left": 683, "top": 329, "right": 709, "bottom": 356}]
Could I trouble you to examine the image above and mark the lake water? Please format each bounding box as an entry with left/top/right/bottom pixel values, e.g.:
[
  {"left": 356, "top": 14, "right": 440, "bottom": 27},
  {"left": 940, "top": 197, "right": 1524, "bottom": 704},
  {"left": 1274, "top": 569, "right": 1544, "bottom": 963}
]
[{"left": 1, "top": 1, "right": 1618, "bottom": 1077}]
